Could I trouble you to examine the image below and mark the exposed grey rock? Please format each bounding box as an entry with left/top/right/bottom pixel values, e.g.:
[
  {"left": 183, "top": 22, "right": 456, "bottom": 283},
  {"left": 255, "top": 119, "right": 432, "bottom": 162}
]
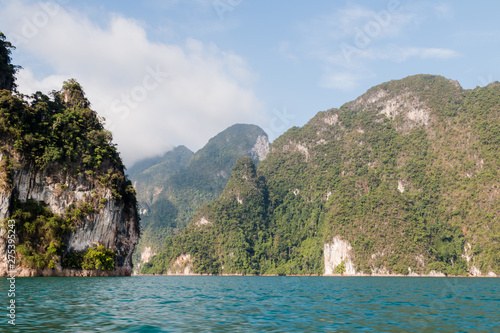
[
  {"left": 0, "top": 152, "right": 139, "bottom": 277},
  {"left": 249, "top": 135, "right": 270, "bottom": 161}
]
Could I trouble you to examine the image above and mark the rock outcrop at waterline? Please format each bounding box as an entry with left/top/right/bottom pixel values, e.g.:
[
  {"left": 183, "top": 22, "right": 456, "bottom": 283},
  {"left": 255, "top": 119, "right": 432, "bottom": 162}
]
[{"left": 0, "top": 154, "right": 139, "bottom": 276}]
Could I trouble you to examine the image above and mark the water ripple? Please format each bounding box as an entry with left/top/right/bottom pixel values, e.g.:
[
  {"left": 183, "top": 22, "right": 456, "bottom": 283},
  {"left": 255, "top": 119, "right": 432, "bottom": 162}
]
[{"left": 0, "top": 276, "right": 499, "bottom": 332}]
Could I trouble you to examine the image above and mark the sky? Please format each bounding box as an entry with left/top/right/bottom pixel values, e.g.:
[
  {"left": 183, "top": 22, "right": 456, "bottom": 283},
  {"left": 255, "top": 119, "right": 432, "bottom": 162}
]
[{"left": 1, "top": 0, "right": 500, "bottom": 167}]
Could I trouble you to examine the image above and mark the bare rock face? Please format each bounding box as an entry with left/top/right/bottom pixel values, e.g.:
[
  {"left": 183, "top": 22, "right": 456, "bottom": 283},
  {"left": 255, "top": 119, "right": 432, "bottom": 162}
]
[
  {"left": 167, "top": 254, "right": 193, "bottom": 275},
  {"left": 351, "top": 88, "right": 432, "bottom": 133},
  {"left": 0, "top": 152, "right": 140, "bottom": 277},
  {"left": 140, "top": 246, "right": 155, "bottom": 264},
  {"left": 250, "top": 135, "right": 270, "bottom": 162},
  {"left": 324, "top": 236, "right": 356, "bottom": 275}
]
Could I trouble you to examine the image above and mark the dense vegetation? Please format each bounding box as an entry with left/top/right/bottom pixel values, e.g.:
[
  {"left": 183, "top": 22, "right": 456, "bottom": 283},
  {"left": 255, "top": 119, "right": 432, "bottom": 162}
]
[
  {"left": 64, "top": 245, "right": 116, "bottom": 270},
  {"left": 0, "top": 79, "right": 136, "bottom": 269},
  {"left": 0, "top": 32, "right": 18, "bottom": 91},
  {"left": 143, "top": 75, "right": 500, "bottom": 276},
  {"left": 142, "top": 157, "right": 269, "bottom": 274},
  {"left": 4, "top": 198, "right": 116, "bottom": 270},
  {"left": 0, "top": 33, "right": 137, "bottom": 271},
  {"left": 6, "top": 199, "right": 70, "bottom": 269},
  {"left": 130, "top": 124, "right": 268, "bottom": 268}
]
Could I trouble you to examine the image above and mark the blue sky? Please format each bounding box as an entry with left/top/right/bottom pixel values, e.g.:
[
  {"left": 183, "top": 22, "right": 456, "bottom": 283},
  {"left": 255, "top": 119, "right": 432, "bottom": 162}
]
[{"left": 1, "top": 0, "right": 499, "bottom": 166}]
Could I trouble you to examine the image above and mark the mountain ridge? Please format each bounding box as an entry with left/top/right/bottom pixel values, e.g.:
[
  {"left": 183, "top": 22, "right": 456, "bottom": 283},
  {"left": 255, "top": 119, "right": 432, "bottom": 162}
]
[
  {"left": 142, "top": 74, "right": 500, "bottom": 277},
  {"left": 130, "top": 123, "right": 269, "bottom": 271}
]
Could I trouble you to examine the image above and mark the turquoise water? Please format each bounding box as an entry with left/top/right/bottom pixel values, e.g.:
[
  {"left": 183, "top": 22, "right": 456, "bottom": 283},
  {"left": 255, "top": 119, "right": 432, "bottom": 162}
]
[{"left": 1, "top": 276, "right": 499, "bottom": 332}]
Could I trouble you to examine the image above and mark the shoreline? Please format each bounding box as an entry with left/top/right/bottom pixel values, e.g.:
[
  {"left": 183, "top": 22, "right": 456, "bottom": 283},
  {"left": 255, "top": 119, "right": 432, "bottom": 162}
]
[
  {"left": 4, "top": 268, "right": 497, "bottom": 278},
  {"left": 135, "top": 273, "right": 499, "bottom": 278},
  {"left": 1, "top": 267, "right": 132, "bottom": 277},
  {"left": 4, "top": 272, "right": 497, "bottom": 278}
]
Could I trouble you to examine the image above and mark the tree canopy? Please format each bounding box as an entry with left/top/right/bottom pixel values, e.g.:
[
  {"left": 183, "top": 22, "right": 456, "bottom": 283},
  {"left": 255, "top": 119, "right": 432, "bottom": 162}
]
[
  {"left": 0, "top": 32, "right": 19, "bottom": 91},
  {"left": 143, "top": 75, "right": 500, "bottom": 276}
]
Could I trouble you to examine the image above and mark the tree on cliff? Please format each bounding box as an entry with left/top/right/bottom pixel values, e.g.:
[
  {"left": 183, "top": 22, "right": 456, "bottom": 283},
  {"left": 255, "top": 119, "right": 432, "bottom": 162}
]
[
  {"left": 0, "top": 37, "right": 140, "bottom": 272},
  {"left": 0, "top": 32, "right": 19, "bottom": 91}
]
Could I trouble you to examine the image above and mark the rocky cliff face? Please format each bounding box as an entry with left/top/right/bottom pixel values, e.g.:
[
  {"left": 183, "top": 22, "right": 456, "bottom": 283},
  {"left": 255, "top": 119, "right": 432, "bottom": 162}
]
[
  {"left": 0, "top": 77, "right": 140, "bottom": 277},
  {"left": 0, "top": 36, "right": 139, "bottom": 276},
  {"left": 250, "top": 135, "right": 270, "bottom": 162},
  {"left": 0, "top": 151, "right": 139, "bottom": 276},
  {"left": 324, "top": 236, "right": 356, "bottom": 275}
]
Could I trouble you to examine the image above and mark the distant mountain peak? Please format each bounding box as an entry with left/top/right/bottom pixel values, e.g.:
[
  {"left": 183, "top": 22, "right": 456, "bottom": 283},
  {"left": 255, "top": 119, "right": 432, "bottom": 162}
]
[
  {"left": 340, "top": 74, "right": 466, "bottom": 133},
  {"left": 130, "top": 123, "right": 269, "bottom": 270}
]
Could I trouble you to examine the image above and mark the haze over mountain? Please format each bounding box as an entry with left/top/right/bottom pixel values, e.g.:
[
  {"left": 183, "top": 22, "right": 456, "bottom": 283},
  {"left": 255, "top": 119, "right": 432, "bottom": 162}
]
[
  {"left": 128, "top": 124, "right": 269, "bottom": 269},
  {"left": 143, "top": 75, "right": 500, "bottom": 277}
]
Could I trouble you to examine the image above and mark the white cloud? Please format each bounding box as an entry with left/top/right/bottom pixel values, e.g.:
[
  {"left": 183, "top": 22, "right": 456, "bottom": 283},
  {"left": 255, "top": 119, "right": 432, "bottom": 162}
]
[
  {"left": 144, "top": 0, "right": 214, "bottom": 10},
  {"left": 0, "top": 1, "right": 265, "bottom": 166},
  {"left": 300, "top": 3, "right": 417, "bottom": 90},
  {"left": 304, "top": 3, "right": 416, "bottom": 49}
]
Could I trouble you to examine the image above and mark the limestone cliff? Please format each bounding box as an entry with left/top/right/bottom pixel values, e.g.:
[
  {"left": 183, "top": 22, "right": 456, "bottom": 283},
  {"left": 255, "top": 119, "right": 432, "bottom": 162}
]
[
  {"left": 324, "top": 236, "right": 356, "bottom": 275},
  {"left": 0, "top": 82, "right": 140, "bottom": 277},
  {"left": 0, "top": 153, "right": 139, "bottom": 276}
]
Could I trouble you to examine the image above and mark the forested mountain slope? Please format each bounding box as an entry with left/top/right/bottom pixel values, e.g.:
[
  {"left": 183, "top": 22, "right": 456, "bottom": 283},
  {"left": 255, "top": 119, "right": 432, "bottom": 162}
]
[
  {"left": 130, "top": 124, "right": 269, "bottom": 269},
  {"left": 143, "top": 75, "right": 500, "bottom": 277}
]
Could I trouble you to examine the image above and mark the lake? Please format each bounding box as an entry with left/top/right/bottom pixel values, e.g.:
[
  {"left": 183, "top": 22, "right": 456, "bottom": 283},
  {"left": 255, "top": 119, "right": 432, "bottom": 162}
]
[{"left": 1, "top": 276, "right": 499, "bottom": 332}]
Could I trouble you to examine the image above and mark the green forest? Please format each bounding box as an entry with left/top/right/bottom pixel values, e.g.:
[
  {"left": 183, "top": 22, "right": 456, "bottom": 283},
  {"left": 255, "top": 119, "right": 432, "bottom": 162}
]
[
  {"left": 143, "top": 75, "right": 500, "bottom": 276},
  {"left": 129, "top": 124, "right": 268, "bottom": 268}
]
